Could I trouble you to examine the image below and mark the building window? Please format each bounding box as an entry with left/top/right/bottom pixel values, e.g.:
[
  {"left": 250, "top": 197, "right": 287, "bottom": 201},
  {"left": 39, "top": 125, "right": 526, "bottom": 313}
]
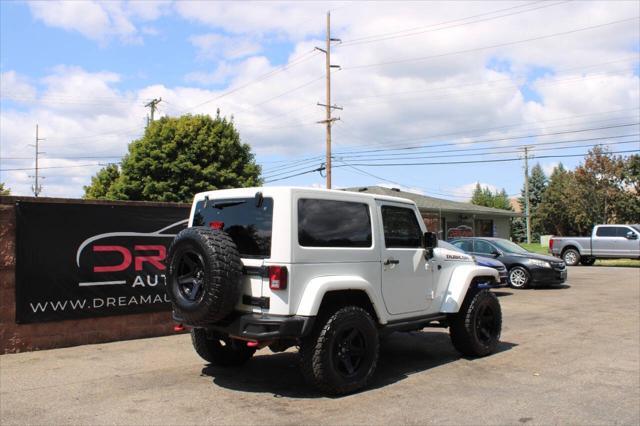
[{"left": 475, "top": 219, "right": 494, "bottom": 237}]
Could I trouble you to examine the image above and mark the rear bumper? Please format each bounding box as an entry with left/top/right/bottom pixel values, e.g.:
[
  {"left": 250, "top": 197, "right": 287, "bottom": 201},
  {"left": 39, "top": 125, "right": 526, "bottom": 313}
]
[{"left": 173, "top": 311, "right": 315, "bottom": 341}]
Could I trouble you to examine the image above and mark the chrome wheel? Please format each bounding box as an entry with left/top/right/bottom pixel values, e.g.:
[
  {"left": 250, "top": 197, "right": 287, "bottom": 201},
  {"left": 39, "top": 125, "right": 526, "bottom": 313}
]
[
  {"left": 563, "top": 250, "right": 579, "bottom": 266},
  {"left": 509, "top": 267, "right": 528, "bottom": 288}
]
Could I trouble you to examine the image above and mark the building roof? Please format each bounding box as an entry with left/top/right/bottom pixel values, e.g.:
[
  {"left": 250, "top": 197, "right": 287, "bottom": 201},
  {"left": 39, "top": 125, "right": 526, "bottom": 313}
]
[{"left": 342, "top": 186, "right": 520, "bottom": 217}]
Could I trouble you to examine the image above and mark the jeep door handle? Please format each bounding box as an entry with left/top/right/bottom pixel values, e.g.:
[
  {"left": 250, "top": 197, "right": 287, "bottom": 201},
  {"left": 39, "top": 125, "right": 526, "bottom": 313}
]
[{"left": 384, "top": 258, "right": 400, "bottom": 265}]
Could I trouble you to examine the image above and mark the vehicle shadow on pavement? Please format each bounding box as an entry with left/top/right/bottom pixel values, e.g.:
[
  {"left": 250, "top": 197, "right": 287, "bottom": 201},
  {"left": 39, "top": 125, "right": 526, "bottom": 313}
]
[
  {"left": 200, "top": 330, "right": 516, "bottom": 399},
  {"left": 531, "top": 284, "right": 571, "bottom": 290}
]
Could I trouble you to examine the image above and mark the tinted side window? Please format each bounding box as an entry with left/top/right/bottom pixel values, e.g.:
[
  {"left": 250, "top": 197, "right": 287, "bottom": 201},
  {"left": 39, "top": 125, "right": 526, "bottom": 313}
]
[
  {"left": 381, "top": 206, "right": 422, "bottom": 248},
  {"left": 452, "top": 240, "right": 473, "bottom": 252},
  {"left": 617, "top": 227, "right": 633, "bottom": 237},
  {"left": 298, "top": 199, "right": 372, "bottom": 247},
  {"left": 474, "top": 240, "right": 495, "bottom": 254},
  {"left": 596, "top": 227, "right": 617, "bottom": 237}
]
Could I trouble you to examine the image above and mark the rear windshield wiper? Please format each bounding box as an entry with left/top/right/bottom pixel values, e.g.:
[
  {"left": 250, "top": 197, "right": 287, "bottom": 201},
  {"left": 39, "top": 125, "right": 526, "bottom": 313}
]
[{"left": 209, "top": 200, "right": 246, "bottom": 210}]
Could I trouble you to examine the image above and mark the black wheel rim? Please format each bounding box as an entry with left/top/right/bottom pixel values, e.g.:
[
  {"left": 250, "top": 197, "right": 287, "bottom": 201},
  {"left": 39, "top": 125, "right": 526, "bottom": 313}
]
[
  {"left": 333, "top": 326, "right": 367, "bottom": 378},
  {"left": 475, "top": 304, "right": 498, "bottom": 344},
  {"left": 175, "top": 250, "right": 206, "bottom": 302}
]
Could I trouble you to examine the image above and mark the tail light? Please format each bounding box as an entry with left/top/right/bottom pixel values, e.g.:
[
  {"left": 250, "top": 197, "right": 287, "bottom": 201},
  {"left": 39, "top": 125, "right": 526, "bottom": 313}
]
[
  {"left": 269, "top": 266, "right": 288, "bottom": 290},
  {"left": 549, "top": 238, "right": 554, "bottom": 251},
  {"left": 209, "top": 221, "right": 224, "bottom": 230}
]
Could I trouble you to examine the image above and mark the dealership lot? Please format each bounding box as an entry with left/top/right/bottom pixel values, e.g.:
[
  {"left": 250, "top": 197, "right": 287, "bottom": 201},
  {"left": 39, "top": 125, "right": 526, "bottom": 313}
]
[{"left": 1, "top": 266, "right": 638, "bottom": 425}]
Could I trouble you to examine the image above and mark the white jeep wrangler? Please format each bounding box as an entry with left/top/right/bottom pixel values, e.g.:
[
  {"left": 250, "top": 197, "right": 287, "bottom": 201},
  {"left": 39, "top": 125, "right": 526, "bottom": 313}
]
[{"left": 167, "top": 187, "right": 503, "bottom": 394}]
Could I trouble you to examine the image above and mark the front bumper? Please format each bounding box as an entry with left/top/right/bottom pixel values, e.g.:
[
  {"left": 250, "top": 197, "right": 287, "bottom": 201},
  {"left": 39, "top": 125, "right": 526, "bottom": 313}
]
[
  {"left": 173, "top": 311, "right": 315, "bottom": 341},
  {"left": 529, "top": 266, "right": 567, "bottom": 286}
]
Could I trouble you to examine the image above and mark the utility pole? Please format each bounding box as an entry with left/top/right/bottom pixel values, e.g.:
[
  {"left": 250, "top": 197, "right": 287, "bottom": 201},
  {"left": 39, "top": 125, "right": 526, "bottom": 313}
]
[
  {"left": 30, "top": 124, "right": 45, "bottom": 197},
  {"left": 523, "top": 146, "right": 531, "bottom": 244},
  {"left": 145, "top": 98, "right": 162, "bottom": 125},
  {"left": 315, "top": 11, "right": 342, "bottom": 189}
]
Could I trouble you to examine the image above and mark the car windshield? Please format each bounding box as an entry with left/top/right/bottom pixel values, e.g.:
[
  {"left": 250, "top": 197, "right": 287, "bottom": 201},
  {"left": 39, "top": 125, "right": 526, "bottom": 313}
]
[
  {"left": 491, "top": 239, "right": 530, "bottom": 254},
  {"left": 631, "top": 225, "right": 640, "bottom": 233},
  {"left": 439, "top": 240, "right": 465, "bottom": 253}
]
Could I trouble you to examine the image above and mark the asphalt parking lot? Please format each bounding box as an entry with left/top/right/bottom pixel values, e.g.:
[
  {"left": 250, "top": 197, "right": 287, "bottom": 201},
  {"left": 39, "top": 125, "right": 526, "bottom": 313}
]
[{"left": 1, "top": 266, "right": 639, "bottom": 425}]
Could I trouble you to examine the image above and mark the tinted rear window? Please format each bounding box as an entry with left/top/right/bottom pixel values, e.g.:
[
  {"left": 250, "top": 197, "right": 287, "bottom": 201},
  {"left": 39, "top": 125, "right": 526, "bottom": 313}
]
[
  {"left": 596, "top": 227, "right": 618, "bottom": 237},
  {"left": 193, "top": 197, "right": 273, "bottom": 258},
  {"left": 298, "top": 199, "right": 372, "bottom": 247}
]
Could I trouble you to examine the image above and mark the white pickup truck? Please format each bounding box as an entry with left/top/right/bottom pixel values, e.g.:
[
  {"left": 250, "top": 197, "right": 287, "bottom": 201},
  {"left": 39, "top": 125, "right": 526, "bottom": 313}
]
[
  {"left": 166, "top": 187, "right": 503, "bottom": 394},
  {"left": 549, "top": 224, "right": 640, "bottom": 266}
]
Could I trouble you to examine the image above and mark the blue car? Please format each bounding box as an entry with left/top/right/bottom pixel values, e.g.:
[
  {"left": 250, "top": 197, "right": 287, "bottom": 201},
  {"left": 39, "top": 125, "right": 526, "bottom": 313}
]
[{"left": 439, "top": 241, "right": 508, "bottom": 285}]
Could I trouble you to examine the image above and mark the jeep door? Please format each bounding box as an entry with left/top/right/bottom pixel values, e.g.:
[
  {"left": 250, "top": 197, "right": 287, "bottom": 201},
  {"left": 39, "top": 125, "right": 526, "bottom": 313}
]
[{"left": 376, "top": 201, "right": 435, "bottom": 315}]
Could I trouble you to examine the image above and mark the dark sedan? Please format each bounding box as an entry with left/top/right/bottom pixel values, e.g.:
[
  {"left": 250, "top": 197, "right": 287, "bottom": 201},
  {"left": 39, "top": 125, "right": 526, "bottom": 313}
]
[{"left": 449, "top": 238, "right": 567, "bottom": 289}]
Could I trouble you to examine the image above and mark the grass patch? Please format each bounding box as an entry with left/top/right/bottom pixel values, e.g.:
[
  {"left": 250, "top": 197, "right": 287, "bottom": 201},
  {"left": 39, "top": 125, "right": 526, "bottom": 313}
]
[{"left": 519, "top": 243, "right": 548, "bottom": 255}]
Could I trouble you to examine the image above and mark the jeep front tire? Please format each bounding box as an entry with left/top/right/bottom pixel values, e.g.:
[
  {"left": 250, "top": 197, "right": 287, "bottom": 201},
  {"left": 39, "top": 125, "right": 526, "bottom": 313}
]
[
  {"left": 300, "top": 306, "right": 379, "bottom": 395},
  {"left": 449, "top": 290, "right": 502, "bottom": 357}
]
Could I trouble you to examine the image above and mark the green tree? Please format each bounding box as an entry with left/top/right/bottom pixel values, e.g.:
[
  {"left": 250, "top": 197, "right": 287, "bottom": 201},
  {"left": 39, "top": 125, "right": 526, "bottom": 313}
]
[
  {"left": 512, "top": 163, "right": 548, "bottom": 242},
  {"left": 573, "top": 146, "right": 630, "bottom": 226},
  {"left": 536, "top": 164, "right": 581, "bottom": 235},
  {"left": 471, "top": 183, "right": 513, "bottom": 211},
  {"left": 616, "top": 154, "right": 640, "bottom": 222},
  {"left": 83, "top": 163, "right": 120, "bottom": 200},
  {"left": 84, "top": 113, "right": 262, "bottom": 202},
  {"left": 0, "top": 182, "right": 10, "bottom": 195}
]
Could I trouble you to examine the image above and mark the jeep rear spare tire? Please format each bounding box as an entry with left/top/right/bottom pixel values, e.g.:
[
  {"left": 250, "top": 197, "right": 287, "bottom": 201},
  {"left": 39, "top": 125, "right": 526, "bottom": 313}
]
[{"left": 167, "top": 227, "right": 243, "bottom": 326}]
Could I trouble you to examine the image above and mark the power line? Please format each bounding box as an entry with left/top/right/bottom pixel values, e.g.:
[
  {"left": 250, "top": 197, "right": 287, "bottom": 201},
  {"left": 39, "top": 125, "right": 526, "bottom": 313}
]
[
  {"left": 339, "top": 66, "right": 637, "bottom": 107},
  {"left": 176, "top": 50, "right": 321, "bottom": 115},
  {"left": 338, "top": 57, "right": 637, "bottom": 103},
  {"left": 264, "top": 165, "right": 326, "bottom": 183},
  {"left": 331, "top": 149, "right": 639, "bottom": 168},
  {"left": 337, "top": 135, "right": 640, "bottom": 162},
  {"left": 343, "top": 17, "right": 639, "bottom": 70},
  {"left": 337, "top": 160, "right": 472, "bottom": 199},
  {"left": 0, "top": 163, "right": 113, "bottom": 172},
  {"left": 339, "top": 1, "right": 570, "bottom": 48},
  {"left": 333, "top": 122, "right": 640, "bottom": 156},
  {"left": 261, "top": 109, "right": 640, "bottom": 172}
]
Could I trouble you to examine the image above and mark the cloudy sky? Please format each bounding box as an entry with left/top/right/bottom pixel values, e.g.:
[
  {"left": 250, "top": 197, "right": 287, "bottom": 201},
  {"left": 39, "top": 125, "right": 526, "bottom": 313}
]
[{"left": 1, "top": 0, "right": 638, "bottom": 199}]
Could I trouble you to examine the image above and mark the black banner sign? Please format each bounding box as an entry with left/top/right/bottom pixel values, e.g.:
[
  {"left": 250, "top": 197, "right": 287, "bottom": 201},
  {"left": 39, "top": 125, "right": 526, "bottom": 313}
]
[{"left": 15, "top": 201, "right": 189, "bottom": 323}]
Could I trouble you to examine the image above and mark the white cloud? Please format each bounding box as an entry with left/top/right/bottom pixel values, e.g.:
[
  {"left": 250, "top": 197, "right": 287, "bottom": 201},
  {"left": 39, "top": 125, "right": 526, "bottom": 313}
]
[
  {"left": 449, "top": 182, "right": 501, "bottom": 201},
  {"left": 190, "top": 33, "right": 262, "bottom": 61},
  {"left": 26, "top": 0, "right": 170, "bottom": 44},
  {"left": 541, "top": 162, "right": 559, "bottom": 177},
  {"left": 5, "top": 1, "right": 639, "bottom": 197},
  {"left": 0, "top": 71, "right": 37, "bottom": 103}
]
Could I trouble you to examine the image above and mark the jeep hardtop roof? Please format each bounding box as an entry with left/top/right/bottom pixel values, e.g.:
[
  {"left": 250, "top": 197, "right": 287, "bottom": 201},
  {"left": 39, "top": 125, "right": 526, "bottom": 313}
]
[{"left": 192, "top": 186, "right": 417, "bottom": 206}]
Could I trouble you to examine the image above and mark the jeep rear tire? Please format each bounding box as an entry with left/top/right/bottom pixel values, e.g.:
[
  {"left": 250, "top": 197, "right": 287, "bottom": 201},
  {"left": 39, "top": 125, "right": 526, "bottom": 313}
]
[
  {"left": 562, "top": 248, "right": 580, "bottom": 266},
  {"left": 167, "top": 227, "right": 243, "bottom": 326},
  {"left": 191, "top": 329, "right": 255, "bottom": 366},
  {"left": 300, "top": 306, "right": 379, "bottom": 395},
  {"left": 449, "top": 289, "right": 502, "bottom": 357}
]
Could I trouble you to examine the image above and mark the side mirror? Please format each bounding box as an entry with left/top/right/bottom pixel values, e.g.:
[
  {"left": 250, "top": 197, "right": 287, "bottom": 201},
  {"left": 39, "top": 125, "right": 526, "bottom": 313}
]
[
  {"left": 423, "top": 232, "right": 438, "bottom": 249},
  {"left": 491, "top": 250, "right": 501, "bottom": 258},
  {"left": 627, "top": 231, "right": 638, "bottom": 240}
]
